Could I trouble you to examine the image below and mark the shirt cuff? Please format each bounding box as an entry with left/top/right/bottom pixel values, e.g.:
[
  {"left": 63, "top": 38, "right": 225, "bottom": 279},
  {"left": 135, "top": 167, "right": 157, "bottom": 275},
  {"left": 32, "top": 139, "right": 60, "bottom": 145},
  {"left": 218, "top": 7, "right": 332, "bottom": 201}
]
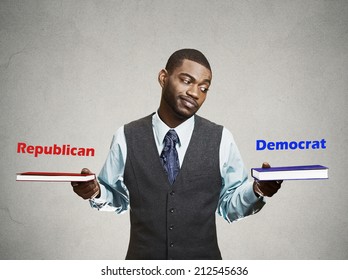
[
  {"left": 89, "top": 183, "right": 107, "bottom": 207},
  {"left": 244, "top": 181, "right": 263, "bottom": 204}
]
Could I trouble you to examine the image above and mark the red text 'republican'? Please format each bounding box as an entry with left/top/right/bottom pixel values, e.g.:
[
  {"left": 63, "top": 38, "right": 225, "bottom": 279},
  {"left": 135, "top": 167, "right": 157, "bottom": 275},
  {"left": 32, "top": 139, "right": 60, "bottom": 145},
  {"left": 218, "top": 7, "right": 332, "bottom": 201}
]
[{"left": 17, "top": 142, "right": 95, "bottom": 157}]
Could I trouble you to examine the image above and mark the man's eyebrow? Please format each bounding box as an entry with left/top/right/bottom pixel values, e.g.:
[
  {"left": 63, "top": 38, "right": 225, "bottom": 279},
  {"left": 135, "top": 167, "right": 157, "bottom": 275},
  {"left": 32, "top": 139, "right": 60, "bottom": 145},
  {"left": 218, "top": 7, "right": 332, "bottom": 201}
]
[{"left": 180, "top": 72, "right": 211, "bottom": 85}]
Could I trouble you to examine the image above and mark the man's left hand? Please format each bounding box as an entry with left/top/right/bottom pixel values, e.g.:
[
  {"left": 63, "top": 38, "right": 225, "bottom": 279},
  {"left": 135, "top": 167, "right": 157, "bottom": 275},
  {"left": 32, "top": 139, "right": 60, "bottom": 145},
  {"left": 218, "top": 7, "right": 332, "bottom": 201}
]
[{"left": 253, "top": 162, "right": 282, "bottom": 197}]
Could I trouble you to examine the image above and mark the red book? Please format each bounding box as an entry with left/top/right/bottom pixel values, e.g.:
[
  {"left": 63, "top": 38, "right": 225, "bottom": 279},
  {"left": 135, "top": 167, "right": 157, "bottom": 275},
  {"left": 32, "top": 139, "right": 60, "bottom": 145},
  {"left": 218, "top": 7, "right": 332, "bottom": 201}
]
[{"left": 16, "top": 172, "right": 95, "bottom": 182}]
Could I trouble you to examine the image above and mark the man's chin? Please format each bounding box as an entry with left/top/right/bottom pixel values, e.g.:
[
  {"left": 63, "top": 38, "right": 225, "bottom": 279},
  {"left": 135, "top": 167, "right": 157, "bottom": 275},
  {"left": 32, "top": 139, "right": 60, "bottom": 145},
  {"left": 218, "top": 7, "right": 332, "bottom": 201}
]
[{"left": 174, "top": 108, "right": 197, "bottom": 120}]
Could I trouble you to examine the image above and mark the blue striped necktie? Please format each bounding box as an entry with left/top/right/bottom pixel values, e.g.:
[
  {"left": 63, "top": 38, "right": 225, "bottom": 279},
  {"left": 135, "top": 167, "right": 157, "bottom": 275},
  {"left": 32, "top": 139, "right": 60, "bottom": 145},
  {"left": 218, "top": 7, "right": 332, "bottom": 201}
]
[{"left": 160, "top": 129, "right": 180, "bottom": 185}]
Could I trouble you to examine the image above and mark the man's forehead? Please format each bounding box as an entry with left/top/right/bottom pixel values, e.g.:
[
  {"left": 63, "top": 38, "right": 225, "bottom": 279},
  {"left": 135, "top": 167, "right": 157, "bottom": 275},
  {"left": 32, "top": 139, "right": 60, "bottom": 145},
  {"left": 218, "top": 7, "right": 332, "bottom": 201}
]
[{"left": 173, "top": 59, "right": 212, "bottom": 81}]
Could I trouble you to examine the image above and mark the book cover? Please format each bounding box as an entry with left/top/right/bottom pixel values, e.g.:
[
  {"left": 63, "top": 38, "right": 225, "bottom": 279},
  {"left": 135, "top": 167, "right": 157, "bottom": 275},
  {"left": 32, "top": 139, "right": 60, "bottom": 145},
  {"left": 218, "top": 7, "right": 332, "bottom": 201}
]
[
  {"left": 251, "top": 165, "right": 329, "bottom": 181},
  {"left": 16, "top": 172, "right": 96, "bottom": 182}
]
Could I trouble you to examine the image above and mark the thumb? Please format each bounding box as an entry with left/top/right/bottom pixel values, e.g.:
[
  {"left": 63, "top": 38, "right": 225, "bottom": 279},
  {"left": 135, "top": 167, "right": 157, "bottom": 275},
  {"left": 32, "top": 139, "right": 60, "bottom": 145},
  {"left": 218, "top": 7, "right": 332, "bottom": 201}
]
[
  {"left": 81, "top": 168, "right": 93, "bottom": 175},
  {"left": 262, "top": 162, "right": 271, "bottom": 168}
]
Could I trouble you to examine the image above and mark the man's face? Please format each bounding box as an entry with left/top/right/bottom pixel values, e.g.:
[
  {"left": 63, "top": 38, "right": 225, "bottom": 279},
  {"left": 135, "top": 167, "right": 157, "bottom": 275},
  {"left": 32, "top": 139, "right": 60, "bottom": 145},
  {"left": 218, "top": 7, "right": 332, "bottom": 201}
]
[{"left": 159, "top": 59, "right": 212, "bottom": 121}]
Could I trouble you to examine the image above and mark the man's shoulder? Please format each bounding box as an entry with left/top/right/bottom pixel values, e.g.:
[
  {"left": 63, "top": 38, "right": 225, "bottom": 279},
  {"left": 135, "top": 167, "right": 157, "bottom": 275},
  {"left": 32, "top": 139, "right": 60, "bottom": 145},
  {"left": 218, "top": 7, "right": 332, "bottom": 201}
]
[{"left": 124, "top": 113, "right": 155, "bottom": 129}]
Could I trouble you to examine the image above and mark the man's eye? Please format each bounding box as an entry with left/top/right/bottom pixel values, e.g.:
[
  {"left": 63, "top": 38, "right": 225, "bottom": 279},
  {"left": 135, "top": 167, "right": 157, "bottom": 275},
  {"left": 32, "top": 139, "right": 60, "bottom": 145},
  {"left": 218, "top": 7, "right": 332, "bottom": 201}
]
[
  {"left": 200, "top": 87, "right": 209, "bottom": 93},
  {"left": 182, "top": 79, "right": 191, "bottom": 84}
]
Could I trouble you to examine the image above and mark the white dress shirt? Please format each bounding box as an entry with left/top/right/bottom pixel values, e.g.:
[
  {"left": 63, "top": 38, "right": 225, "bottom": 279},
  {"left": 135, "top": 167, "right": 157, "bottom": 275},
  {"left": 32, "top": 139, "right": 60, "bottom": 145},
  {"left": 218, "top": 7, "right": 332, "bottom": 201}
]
[{"left": 91, "top": 112, "right": 265, "bottom": 223}]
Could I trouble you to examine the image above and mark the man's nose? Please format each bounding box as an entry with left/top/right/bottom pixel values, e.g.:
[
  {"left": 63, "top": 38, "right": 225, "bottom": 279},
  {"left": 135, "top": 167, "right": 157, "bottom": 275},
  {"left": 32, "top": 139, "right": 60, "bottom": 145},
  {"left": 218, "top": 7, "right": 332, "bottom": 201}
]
[{"left": 186, "top": 85, "right": 199, "bottom": 99}]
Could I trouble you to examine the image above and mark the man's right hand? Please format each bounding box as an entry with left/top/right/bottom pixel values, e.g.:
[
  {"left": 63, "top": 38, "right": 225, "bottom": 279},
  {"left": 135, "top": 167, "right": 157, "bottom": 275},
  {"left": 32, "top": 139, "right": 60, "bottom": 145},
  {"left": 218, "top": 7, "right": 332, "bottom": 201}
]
[{"left": 71, "top": 168, "right": 100, "bottom": 200}]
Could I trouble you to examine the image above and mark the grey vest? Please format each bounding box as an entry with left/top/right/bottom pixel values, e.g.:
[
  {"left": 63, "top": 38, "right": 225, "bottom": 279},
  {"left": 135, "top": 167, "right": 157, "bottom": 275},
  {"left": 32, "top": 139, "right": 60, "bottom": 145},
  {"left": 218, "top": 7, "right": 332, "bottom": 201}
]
[{"left": 124, "top": 114, "right": 223, "bottom": 259}]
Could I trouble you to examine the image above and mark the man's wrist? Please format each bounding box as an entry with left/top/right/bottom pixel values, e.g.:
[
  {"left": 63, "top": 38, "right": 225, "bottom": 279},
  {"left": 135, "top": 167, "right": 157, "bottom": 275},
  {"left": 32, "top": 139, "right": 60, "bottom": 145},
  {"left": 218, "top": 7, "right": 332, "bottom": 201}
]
[
  {"left": 89, "top": 181, "right": 101, "bottom": 200},
  {"left": 90, "top": 189, "right": 100, "bottom": 199},
  {"left": 253, "top": 180, "right": 264, "bottom": 197}
]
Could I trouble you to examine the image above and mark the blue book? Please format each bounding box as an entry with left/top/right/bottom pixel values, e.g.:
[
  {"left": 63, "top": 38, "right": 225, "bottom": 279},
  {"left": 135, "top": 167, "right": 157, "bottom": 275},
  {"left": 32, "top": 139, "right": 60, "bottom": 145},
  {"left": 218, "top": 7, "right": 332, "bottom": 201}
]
[{"left": 251, "top": 165, "right": 329, "bottom": 181}]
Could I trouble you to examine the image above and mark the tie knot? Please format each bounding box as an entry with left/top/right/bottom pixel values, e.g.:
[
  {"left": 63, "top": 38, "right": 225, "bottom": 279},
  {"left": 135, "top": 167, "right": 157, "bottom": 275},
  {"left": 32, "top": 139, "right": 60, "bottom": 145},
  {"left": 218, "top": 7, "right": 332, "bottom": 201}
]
[{"left": 164, "top": 129, "right": 179, "bottom": 146}]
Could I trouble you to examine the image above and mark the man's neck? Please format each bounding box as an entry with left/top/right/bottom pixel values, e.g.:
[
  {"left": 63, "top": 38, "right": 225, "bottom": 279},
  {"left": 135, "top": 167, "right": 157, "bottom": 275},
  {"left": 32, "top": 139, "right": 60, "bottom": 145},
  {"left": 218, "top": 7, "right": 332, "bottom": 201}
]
[{"left": 157, "top": 107, "right": 189, "bottom": 128}]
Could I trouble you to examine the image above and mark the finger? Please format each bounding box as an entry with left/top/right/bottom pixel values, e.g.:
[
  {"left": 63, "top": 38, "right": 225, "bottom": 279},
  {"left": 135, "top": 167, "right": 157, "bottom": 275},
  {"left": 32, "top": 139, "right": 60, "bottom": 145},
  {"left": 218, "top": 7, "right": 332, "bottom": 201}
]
[
  {"left": 262, "top": 162, "right": 271, "bottom": 168},
  {"left": 261, "top": 187, "right": 278, "bottom": 197},
  {"left": 71, "top": 180, "right": 90, "bottom": 189},
  {"left": 81, "top": 168, "right": 93, "bottom": 175},
  {"left": 81, "top": 188, "right": 99, "bottom": 200},
  {"left": 72, "top": 181, "right": 93, "bottom": 195},
  {"left": 78, "top": 181, "right": 100, "bottom": 199},
  {"left": 71, "top": 181, "right": 79, "bottom": 187},
  {"left": 73, "top": 188, "right": 95, "bottom": 199},
  {"left": 81, "top": 181, "right": 99, "bottom": 199},
  {"left": 74, "top": 181, "right": 94, "bottom": 193},
  {"left": 258, "top": 181, "right": 281, "bottom": 197}
]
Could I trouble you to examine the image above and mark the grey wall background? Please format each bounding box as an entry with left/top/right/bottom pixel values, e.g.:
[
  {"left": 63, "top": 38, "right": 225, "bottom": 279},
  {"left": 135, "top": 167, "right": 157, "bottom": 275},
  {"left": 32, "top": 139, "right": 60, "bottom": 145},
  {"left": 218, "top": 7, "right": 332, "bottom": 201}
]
[{"left": 1, "top": 0, "right": 347, "bottom": 259}]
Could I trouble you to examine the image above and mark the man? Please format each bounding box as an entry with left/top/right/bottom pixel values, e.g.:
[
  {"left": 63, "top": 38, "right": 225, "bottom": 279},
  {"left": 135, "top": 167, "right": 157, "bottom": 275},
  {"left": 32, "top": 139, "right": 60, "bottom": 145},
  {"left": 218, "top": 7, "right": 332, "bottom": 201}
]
[{"left": 72, "top": 49, "right": 281, "bottom": 260}]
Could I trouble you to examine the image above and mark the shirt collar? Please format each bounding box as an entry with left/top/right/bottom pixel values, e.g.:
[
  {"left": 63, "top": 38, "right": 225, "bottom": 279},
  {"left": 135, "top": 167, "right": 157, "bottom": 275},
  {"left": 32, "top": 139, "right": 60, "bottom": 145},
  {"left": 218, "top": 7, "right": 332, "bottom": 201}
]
[{"left": 152, "top": 112, "right": 195, "bottom": 147}]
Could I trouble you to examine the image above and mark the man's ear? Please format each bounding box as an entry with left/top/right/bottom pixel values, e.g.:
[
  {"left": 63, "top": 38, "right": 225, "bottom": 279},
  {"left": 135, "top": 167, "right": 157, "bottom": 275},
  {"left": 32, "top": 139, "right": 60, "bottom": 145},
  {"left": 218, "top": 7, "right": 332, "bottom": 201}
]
[{"left": 158, "top": 69, "right": 168, "bottom": 88}]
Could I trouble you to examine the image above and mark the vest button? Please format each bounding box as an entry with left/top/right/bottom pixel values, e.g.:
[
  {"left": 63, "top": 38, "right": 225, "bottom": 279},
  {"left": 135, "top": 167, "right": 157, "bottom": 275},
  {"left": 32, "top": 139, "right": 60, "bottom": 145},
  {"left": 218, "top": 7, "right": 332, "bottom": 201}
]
[
  {"left": 170, "top": 242, "right": 174, "bottom": 247},
  {"left": 170, "top": 191, "right": 175, "bottom": 196},
  {"left": 169, "top": 208, "right": 175, "bottom": 213},
  {"left": 169, "top": 225, "right": 174, "bottom": 230}
]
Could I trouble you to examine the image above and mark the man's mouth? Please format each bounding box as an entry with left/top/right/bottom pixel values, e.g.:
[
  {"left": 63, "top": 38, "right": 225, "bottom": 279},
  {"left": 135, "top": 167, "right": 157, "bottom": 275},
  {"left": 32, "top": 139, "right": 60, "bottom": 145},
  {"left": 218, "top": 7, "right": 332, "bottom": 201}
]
[{"left": 179, "top": 96, "right": 198, "bottom": 109}]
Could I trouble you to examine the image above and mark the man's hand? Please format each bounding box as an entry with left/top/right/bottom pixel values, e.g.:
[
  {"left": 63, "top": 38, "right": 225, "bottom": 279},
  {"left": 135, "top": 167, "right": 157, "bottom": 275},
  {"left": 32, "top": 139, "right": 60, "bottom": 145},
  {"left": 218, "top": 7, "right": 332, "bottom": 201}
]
[
  {"left": 71, "top": 168, "right": 100, "bottom": 200},
  {"left": 253, "top": 162, "right": 282, "bottom": 197}
]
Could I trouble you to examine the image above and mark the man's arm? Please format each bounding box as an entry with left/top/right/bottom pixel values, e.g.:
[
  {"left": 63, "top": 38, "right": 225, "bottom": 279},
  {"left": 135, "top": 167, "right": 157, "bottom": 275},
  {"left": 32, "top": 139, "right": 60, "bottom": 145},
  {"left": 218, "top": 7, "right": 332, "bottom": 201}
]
[
  {"left": 71, "top": 126, "right": 129, "bottom": 213},
  {"left": 217, "top": 128, "right": 281, "bottom": 223}
]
